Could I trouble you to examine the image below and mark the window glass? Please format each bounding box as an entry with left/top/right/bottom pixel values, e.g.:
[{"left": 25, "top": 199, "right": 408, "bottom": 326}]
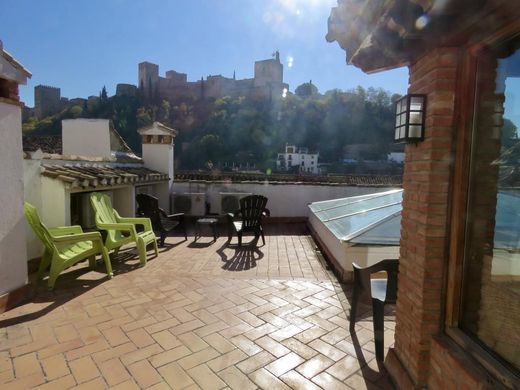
[{"left": 460, "top": 39, "right": 520, "bottom": 371}]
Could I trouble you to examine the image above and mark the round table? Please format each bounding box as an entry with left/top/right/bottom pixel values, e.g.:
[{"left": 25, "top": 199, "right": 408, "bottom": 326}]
[{"left": 194, "top": 218, "right": 219, "bottom": 241}]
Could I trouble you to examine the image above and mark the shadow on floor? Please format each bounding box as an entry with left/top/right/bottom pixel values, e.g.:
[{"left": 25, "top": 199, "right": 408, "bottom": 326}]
[
  {"left": 216, "top": 242, "right": 265, "bottom": 271},
  {"left": 0, "top": 247, "right": 157, "bottom": 328}
]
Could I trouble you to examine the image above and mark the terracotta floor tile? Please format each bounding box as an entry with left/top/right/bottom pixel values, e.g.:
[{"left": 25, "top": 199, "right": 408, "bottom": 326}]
[
  {"left": 207, "top": 349, "right": 248, "bottom": 372},
  {"left": 99, "top": 358, "right": 131, "bottom": 386},
  {"left": 236, "top": 351, "right": 276, "bottom": 374},
  {"left": 127, "top": 359, "right": 162, "bottom": 388},
  {"left": 157, "top": 361, "right": 195, "bottom": 389},
  {"left": 178, "top": 347, "right": 220, "bottom": 370},
  {"left": 13, "top": 352, "right": 42, "bottom": 377},
  {"left": 203, "top": 333, "right": 236, "bottom": 354},
  {"left": 187, "top": 363, "right": 226, "bottom": 390},
  {"left": 217, "top": 366, "right": 256, "bottom": 390},
  {"left": 312, "top": 371, "right": 352, "bottom": 390},
  {"left": 73, "top": 376, "right": 107, "bottom": 390},
  {"left": 326, "top": 355, "right": 364, "bottom": 381},
  {"left": 308, "top": 339, "right": 347, "bottom": 361},
  {"left": 0, "top": 228, "right": 394, "bottom": 389},
  {"left": 280, "top": 370, "right": 322, "bottom": 390},
  {"left": 248, "top": 368, "right": 291, "bottom": 390},
  {"left": 31, "top": 374, "right": 76, "bottom": 390},
  {"left": 151, "top": 330, "right": 182, "bottom": 350},
  {"left": 40, "top": 354, "right": 70, "bottom": 381},
  {"left": 264, "top": 352, "right": 305, "bottom": 377},
  {"left": 295, "top": 353, "right": 334, "bottom": 379},
  {"left": 149, "top": 345, "right": 191, "bottom": 368},
  {"left": 69, "top": 355, "right": 100, "bottom": 383},
  {"left": 178, "top": 332, "right": 210, "bottom": 352},
  {"left": 255, "top": 335, "right": 290, "bottom": 358}
]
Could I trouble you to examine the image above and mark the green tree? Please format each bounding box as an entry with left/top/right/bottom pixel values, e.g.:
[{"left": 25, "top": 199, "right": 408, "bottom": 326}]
[{"left": 295, "top": 81, "right": 318, "bottom": 98}]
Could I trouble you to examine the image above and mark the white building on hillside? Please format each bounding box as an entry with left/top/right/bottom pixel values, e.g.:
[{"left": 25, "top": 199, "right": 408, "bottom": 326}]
[{"left": 277, "top": 144, "right": 319, "bottom": 174}]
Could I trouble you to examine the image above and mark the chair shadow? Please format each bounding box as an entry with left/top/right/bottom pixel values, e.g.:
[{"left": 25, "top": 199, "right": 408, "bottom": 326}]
[
  {"left": 157, "top": 239, "right": 186, "bottom": 253},
  {"left": 0, "top": 247, "right": 152, "bottom": 328},
  {"left": 216, "top": 242, "right": 264, "bottom": 271}
]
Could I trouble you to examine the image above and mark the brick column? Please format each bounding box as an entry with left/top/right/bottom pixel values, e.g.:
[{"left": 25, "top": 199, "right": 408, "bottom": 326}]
[{"left": 386, "top": 47, "right": 461, "bottom": 388}]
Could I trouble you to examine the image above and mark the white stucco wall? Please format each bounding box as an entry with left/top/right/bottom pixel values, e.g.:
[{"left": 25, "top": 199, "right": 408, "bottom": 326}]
[
  {"left": 173, "top": 181, "right": 395, "bottom": 217},
  {"left": 62, "top": 119, "right": 111, "bottom": 159},
  {"left": 113, "top": 187, "right": 136, "bottom": 218},
  {"left": 23, "top": 157, "right": 44, "bottom": 260},
  {"left": 41, "top": 176, "right": 71, "bottom": 228},
  {"left": 142, "top": 143, "right": 174, "bottom": 192},
  {"left": 0, "top": 102, "right": 28, "bottom": 295}
]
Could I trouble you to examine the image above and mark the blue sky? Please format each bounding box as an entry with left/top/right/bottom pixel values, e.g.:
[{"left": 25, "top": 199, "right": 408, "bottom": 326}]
[{"left": 2, "top": 0, "right": 408, "bottom": 107}]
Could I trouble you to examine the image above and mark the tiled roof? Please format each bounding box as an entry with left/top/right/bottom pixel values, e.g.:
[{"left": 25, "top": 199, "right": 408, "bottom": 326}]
[
  {"left": 22, "top": 135, "right": 142, "bottom": 164},
  {"left": 175, "top": 171, "right": 402, "bottom": 186},
  {"left": 41, "top": 164, "right": 169, "bottom": 189}
]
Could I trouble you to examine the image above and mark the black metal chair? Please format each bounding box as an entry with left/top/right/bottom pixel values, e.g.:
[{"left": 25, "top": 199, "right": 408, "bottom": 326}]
[
  {"left": 227, "top": 195, "right": 270, "bottom": 247},
  {"left": 349, "top": 259, "right": 399, "bottom": 361},
  {"left": 136, "top": 194, "right": 187, "bottom": 246}
]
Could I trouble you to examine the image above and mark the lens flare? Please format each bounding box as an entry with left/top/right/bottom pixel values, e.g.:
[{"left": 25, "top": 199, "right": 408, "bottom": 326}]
[{"left": 415, "top": 15, "right": 429, "bottom": 30}]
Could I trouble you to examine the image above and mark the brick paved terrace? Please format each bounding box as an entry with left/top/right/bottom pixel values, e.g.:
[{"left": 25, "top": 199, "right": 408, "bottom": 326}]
[{"left": 0, "top": 223, "right": 395, "bottom": 389}]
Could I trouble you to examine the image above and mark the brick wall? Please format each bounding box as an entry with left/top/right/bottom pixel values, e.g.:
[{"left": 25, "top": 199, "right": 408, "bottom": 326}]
[{"left": 390, "top": 47, "right": 461, "bottom": 387}]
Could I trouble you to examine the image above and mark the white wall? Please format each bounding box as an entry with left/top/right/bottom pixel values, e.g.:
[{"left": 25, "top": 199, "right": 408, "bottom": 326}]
[
  {"left": 62, "top": 119, "right": 111, "bottom": 159},
  {"left": 142, "top": 143, "right": 174, "bottom": 191},
  {"left": 113, "top": 186, "right": 136, "bottom": 218},
  {"left": 173, "top": 181, "right": 395, "bottom": 217},
  {"left": 0, "top": 102, "right": 28, "bottom": 295},
  {"left": 41, "top": 176, "right": 70, "bottom": 228},
  {"left": 23, "top": 157, "right": 43, "bottom": 260}
]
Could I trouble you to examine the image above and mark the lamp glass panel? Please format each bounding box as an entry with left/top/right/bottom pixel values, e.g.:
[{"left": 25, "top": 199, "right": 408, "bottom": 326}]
[
  {"left": 410, "top": 96, "right": 424, "bottom": 111},
  {"left": 399, "top": 126, "right": 407, "bottom": 139},
  {"left": 395, "top": 127, "right": 400, "bottom": 140},
  {"left": 400, "top": 113, "right": 407, "bottom": 126},
  {"left": 410, "top": 112, "right": 423, "bottom": 124},
  {"left": 408, "top": 125, "right": 422, "bottom": 138}
]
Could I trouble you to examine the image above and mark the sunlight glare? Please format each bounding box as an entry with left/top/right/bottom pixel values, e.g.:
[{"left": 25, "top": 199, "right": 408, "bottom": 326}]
[
  {"left": 282, "top": 88, "right": 288, "bottom": 98},
  {"left": 287, "top": 56, "right": 294, "bottom": 68}
]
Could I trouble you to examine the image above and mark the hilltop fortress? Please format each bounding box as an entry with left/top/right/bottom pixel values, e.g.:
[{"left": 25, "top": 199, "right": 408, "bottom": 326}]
[
  {"left": 26, "top": 52, "right": 289, "bottom": 120},
  {"left": 138, "top": 51, "right": 288, "bottom": 102}
]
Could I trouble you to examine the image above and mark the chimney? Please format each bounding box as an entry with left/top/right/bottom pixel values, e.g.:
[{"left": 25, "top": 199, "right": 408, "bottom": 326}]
[{"left": 138, "top": 122, "right": 177, "bottom": 192}]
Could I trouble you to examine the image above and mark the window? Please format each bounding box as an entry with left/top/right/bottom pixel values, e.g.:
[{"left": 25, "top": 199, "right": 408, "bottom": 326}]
[{"left": 457, "top": 37, "right": 520, "bottom": 374}]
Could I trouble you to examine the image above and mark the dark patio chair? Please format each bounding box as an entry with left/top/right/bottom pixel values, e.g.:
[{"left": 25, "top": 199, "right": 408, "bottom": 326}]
[
  {"left": 227, "top": 195, "right": 270, "bottom": 247},
  {"left": 136, "top": 193, "right": 187, "bottom": 246},
  {"left": 349, "top": 259, "right": 399, "bottom": 361}
]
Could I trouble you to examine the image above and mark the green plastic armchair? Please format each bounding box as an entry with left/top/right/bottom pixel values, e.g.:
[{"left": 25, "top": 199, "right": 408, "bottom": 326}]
[
  {"left": 89, "top": 192, "right": 158, "bottom": 266},
  {"left": 24, "top": 202, "right": 113, "bottom": 290}
]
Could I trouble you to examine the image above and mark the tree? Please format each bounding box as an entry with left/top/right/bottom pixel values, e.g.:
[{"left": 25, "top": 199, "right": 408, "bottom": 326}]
[
  {"left": 100, "top": 86, "right": 108, "bottom": 100},
  {"left": 295, "top": 81, "right": 318, "bottom": 98}
]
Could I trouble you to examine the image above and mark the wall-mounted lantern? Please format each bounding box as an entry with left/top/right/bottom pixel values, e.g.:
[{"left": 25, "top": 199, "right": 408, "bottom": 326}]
[{"left": 394, "top": 94, "right": 426, "bottom": 143}]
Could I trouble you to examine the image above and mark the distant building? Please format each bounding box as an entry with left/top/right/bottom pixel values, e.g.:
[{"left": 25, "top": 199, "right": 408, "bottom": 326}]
[
  {"left": 277, "top": 144, "right": 319, "bottom": 174},
  {"left": 138, "top": 52, "right": 289, "bottom": 102},
  {"left": 34, "top": 85, "right": 61, "bottom": 119}
]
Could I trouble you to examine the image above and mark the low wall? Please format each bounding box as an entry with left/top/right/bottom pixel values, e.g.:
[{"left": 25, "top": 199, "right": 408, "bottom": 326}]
[{"left": 173, "top": 180, "right": 398, "bottom": 217}]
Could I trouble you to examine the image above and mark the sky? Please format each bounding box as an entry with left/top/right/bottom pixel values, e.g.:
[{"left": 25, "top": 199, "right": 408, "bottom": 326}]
[{"left": 2, "top": 0, "right": 409, "bottom": 107}]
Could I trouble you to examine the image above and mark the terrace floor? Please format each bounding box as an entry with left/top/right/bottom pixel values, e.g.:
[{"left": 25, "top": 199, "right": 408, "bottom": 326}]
[{"left": 0, "top": 223, "right": 395, "bottom": 389}]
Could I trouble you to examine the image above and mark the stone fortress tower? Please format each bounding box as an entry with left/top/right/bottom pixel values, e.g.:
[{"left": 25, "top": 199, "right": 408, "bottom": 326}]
[
  {"left": 34, "top": 85, "right": 61, "bottom": 119},
  {"left": 138, "top": 52, "right": 288, "bottom": 102}
]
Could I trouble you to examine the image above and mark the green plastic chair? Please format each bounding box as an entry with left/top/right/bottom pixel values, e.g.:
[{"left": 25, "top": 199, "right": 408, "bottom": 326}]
[
  {"left": 90, "top": 192, "right": 158, "bottom": 267},
  {"left": 24, "top": 202, "right": 113, "bottom": 290}
]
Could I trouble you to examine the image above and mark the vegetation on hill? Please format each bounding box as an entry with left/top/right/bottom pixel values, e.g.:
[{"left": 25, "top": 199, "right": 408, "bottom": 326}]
[{"left": 23, "top": 84, "right": 401, "bottom": 172}]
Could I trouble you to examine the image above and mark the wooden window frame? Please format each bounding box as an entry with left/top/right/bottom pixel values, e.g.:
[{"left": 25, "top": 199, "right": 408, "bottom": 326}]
[{"left": 445, "top": 21, "right": 520, "bottom": 388}]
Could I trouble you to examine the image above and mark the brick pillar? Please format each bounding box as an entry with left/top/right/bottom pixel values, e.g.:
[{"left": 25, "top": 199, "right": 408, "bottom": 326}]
[{"left": 386, "top": 47, "right": 461, "bottom": 387}]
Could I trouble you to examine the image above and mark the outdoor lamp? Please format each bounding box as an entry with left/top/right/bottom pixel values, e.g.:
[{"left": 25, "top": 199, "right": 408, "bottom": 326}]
[{"left": 394, "top": 94, "right": 426, "bottom": 143}]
